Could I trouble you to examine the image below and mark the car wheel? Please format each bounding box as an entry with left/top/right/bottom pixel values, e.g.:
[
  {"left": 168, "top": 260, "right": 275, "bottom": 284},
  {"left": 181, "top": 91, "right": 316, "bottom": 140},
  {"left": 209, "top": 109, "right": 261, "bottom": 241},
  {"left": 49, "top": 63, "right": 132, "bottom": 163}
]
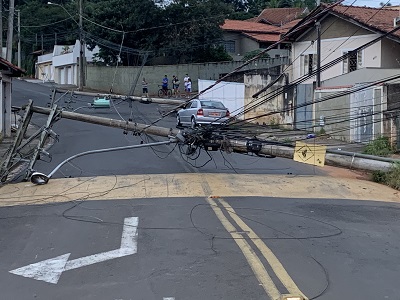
[
  {"left": 176, "top": 115, "right": 182, "bottom": 127},
  {"left": 191, "top": 117, "right": 197, "bottom": 129}
]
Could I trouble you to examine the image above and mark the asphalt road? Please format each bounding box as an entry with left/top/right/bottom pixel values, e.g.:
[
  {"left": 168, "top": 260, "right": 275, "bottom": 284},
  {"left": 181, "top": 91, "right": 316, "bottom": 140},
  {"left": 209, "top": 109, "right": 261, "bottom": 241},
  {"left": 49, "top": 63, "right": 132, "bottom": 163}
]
[
  {"left": 12, "top": 79, "right": 324, "bottom": 180},
  {"left": 1, "top": 196, "right": 399, "bottom": 300},
  {"left": 4, "top": 80, "right": 399, "bottom": 300}
]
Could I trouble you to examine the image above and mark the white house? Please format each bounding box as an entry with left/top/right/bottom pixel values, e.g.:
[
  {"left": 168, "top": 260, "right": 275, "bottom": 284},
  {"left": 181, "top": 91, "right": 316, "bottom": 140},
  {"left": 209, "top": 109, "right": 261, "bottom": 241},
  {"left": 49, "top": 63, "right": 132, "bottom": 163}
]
[
  {"left": 285, "top": 4, "right": 400, "bottom": 146},
  {"left": 36, "top": 40, "right": 99, "bottom": 85},
  {"left": 287, "top": 4, "right": 400, "bottom": 84}
]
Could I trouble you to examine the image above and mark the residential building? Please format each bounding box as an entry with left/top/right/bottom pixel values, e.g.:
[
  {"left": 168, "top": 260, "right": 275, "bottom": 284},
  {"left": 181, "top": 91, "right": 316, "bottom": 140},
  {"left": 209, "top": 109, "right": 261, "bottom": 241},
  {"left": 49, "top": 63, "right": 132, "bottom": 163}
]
[
  {"left": 287, "top": 4, "right": 400, "bottom": 84},
  {"left": 36, "top": 40, "right": 99, "bottom": 85},
  {"left": 285, "top": 4, "right": 400, "bottom": 146},
  {"left": 220, "top": 20, "right": 290, "bottom": 61},
  {"left": 0, "top": 58, "right": 25, "bottom": 137}
]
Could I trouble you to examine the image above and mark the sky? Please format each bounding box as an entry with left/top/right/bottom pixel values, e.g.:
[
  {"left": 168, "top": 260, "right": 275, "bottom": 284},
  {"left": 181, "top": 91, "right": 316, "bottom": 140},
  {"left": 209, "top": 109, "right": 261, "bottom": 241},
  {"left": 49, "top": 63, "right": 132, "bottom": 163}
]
[{"left": 343, "top": 0, "right": 400, "bottom": 7}]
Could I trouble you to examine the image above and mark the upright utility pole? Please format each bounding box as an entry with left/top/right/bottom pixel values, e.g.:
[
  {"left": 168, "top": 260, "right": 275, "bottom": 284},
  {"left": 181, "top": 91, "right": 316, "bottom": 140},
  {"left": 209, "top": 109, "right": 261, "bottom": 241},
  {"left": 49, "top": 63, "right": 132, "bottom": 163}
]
[
  {"left": 6, "top": 0, "right": 15, "bottom": 62},
  {"left": 17, "top": 9, "right": 21, "bottom": 68},
  {"left": 316, "top": 21, "right": 321, "bottom": 88},
  {"left": 79, "top": 0, "right": 84, "bottom": 90},
  {"left": 0, "top": 4, "right": 3, "bottom": 57}
]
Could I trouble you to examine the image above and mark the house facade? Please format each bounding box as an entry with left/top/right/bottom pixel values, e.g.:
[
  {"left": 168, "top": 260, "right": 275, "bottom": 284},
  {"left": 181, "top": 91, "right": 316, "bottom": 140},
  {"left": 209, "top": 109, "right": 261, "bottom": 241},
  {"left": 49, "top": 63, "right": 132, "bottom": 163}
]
[
  {"left": 0, "top": 58, "right": 25, "bottom": 137},
  {"left": 290, "top": 15, "right": 400, "bottom": 83},
  {"left": 36, "top": 40, "right": 99, "bottom": 85},
  {"left": 286, "top": 4, "right": 400, "bottom": 147}
]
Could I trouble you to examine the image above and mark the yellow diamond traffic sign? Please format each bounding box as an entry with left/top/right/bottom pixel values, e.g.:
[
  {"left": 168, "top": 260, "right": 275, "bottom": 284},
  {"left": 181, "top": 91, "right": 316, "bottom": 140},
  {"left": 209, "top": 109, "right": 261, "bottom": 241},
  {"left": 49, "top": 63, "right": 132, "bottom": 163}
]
[{"left": 293, "top": 141, "right": 326, "bottom": 166}]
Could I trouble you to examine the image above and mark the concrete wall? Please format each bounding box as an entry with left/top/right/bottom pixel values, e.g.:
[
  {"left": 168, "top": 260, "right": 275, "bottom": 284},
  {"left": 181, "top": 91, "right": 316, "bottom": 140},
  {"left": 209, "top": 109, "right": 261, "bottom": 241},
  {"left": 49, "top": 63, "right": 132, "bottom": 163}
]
[
  {"left": 85, "top": 57, "right": 289, "bottom": 96},
  {"left": 243, "top": 73, "right": 290, "bottom": 125},
  {"left": 315, "top": 89, "right": 350, "bottom": 141},
  {"left": 196, "top": 71, "right": 291, "bottom": 125}
]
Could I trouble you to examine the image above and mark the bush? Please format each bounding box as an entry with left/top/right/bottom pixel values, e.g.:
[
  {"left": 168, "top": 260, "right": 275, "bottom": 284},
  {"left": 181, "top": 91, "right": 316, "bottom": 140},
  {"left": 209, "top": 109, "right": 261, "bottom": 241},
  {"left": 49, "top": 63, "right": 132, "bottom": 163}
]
[
  {"left": 372, "top": 163, "right": 400, "bottom": 190},
  {"left": 242, "top": 50, "right": 270, "bottom": 61},
  {"left": 363, "top": 136, "right": 394, "bottom": 157},
  {"left": 385, "top": 163, "right": 400, "bottom": 190}
]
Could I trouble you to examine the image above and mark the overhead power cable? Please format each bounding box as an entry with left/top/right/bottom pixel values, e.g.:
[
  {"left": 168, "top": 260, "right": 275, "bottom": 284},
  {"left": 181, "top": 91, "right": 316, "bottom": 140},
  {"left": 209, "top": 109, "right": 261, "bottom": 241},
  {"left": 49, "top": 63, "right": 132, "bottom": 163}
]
[
  {"left": 228, "top": 74, "right": 400, "bottom": 126},
  {"left": 21, "top": 16, "right": 75, "bottom": 28},
  {"left": 225, "top": 22, "right": 400, "bottom": 123},
  {"left": 130, "top": 1, "right": 345, "bottom": 137}
]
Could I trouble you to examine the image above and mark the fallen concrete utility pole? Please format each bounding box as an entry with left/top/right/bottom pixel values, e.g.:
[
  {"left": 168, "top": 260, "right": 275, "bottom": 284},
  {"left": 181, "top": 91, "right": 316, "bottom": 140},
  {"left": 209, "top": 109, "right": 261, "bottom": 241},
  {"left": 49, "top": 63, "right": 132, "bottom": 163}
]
[
  {"left": 230, "top": 140, "right": 397, "bottom": 172},
  {"left": 55, "top": 89, "right": 185, "bottom": 105},
  {"left": 25, "top": 105, "right": 398, "bottom": 173},
  {"left": 29, "top": 105, "right": 179, "bottom": 138}
]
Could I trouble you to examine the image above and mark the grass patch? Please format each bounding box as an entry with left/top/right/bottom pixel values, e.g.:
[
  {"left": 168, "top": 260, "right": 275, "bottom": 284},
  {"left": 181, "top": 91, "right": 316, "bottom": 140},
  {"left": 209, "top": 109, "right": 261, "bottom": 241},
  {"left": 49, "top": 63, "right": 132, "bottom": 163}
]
[
  {"left": 363, "top": 136, "right": 394, "bottom": 157},
  {"left": 372, "top": 163, "right": 400, "bottom": 190}
]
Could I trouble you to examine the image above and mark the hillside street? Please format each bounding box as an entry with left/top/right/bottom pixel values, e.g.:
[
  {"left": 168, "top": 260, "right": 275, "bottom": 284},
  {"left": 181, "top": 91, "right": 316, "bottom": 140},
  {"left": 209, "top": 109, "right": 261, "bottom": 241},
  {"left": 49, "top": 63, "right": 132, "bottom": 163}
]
[{"left": 0, "top": 79, "right": 399, "bottom": 300}]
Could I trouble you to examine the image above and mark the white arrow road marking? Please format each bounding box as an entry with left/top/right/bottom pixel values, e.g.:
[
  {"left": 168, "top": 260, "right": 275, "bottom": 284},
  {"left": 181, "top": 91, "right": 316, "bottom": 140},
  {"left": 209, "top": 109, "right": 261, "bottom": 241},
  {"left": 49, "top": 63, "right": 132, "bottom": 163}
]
[{"left": 9, "top": 217, "right": 138, "bottom": 284}]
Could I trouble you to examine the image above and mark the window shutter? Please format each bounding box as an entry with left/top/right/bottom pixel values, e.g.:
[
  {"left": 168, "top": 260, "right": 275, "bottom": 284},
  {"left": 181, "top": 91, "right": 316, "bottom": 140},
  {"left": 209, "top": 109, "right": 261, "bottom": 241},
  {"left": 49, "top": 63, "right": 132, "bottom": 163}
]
[
  {"left": 343, "top": 51, "right": 348, "bottom": 74},
  {"left": 357, "top": 50, "right": 363, "bottom": 68},
  {"left": 312, "top": 54, "right": 317, "bottom": 69},
  {"left": 304, "top": 55, "right": 309, "bottom": 75}
]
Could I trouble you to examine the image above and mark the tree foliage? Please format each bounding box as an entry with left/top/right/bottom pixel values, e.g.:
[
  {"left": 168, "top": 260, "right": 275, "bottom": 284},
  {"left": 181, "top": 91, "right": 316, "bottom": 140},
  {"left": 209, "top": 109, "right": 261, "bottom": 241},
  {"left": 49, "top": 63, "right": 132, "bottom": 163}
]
[
  {"left": 15, "top": 0, "right": 321, "bottom": 69},
  {"left": 157, "top": 0, "right": 232, "bottom": 64}
]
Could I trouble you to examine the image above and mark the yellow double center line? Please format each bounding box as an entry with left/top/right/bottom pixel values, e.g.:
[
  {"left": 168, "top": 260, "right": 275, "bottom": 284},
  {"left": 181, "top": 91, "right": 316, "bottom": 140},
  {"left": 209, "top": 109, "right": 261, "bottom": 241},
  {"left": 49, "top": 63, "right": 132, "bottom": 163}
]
[{"left": 206, "top": 196, "right": 308, "bottom": 300}]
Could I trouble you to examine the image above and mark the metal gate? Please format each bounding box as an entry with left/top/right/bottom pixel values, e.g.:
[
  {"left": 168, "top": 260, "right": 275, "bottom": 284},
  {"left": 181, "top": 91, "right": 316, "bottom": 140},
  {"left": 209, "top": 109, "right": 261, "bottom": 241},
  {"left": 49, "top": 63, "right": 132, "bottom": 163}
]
[
  {"left": 295, "top": 84, "right": 313, "bottom": 130},
  {"left": 350, "top": 85, "right": 374, "bottom": 142}
]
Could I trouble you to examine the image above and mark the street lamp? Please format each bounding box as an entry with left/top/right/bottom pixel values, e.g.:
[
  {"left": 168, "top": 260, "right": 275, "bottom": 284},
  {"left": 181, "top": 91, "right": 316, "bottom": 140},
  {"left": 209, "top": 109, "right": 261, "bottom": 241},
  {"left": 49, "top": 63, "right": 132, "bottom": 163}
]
[
  {"left": 30, "top": 139, "right": 175, "bottom": 185},
  {"left": 47, "top": 1, "right": 84, "bottom": 90}
]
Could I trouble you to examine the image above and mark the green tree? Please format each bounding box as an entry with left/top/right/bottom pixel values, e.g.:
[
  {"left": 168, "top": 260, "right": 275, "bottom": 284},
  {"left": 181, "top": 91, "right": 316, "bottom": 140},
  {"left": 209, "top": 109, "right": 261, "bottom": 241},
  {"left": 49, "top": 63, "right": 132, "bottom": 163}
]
[
  {"left": 278, "top": 0, "right": 293, "bottom": 8},
  {"left": 84, "top": 0, "right": 163, "bottom": 65},
  {"left": 159, "top": 0, "right": 233, "bottom": 63},
  {"left": 246, "top": 0, "right": 269, "bottom": 15},
  {"left": 18, "top": 0, "right": 78, "bottom": 73}
]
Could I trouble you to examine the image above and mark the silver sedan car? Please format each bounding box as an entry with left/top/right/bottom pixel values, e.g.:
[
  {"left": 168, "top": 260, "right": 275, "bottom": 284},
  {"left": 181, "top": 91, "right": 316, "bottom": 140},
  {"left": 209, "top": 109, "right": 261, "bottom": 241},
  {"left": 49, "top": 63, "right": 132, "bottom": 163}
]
[{"left": 176, "top": 99, "right": 230, "bottom": 128}]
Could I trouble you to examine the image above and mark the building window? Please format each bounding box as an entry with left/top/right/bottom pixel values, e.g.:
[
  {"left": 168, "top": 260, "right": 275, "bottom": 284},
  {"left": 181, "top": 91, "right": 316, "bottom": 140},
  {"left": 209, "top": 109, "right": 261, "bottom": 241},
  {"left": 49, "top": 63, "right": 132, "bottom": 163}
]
[
  {"left": 300, "top": 54, "right": 316, "bottom": 76},
  {"left": 343, "top": 50, "right": 363, "bottom": 74},
  {"left": 224, "top": 40, "right": 235, "bottom": 53}
]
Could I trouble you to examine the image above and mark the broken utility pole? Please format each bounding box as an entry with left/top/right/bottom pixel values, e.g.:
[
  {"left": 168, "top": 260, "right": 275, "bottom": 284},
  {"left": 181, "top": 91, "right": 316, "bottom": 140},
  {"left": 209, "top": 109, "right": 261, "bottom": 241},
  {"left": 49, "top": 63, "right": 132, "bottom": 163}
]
[{"left": 20, "top": 104, "right": 398, "bottom": 174}]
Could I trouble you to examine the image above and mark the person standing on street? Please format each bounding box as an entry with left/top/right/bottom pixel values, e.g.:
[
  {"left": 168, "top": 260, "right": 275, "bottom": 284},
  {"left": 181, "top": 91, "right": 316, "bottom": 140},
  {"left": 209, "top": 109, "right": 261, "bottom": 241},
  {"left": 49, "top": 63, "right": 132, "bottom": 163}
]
[
  {"left": 162, "top": 75, "right": 168, "bottom": 95},
  {"left": 142, "top": 77, "right": 149, "bottom": 98},
  {"left": 184, "top": 73, "right": 190, "bottom": 82},
  {"left": 186, "top": 78, "right": 192, "bottom": 98},
  {"left": 172, "top": 75, "right": 180, "bottom": 97}
]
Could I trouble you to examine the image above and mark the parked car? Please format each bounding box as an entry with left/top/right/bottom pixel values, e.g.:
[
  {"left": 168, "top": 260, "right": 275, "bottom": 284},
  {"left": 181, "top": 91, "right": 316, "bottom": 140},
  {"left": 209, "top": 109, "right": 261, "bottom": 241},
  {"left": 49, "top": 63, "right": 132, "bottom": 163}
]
[{"left": 176, "top": 100, "right": 230, "bottom": 128}]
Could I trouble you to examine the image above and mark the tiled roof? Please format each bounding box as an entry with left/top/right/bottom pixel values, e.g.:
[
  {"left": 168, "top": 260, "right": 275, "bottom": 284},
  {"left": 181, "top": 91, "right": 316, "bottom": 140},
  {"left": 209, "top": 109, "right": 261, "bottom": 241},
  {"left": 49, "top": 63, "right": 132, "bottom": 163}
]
[
  {"left": 243, "top": 32, "right": 281, "bottom": 42},
  {"left": 285, "top": 4, "right": 400, "bottom": 40},
  {"left": 0, "top": 57, "right": 25, "bottom": 76},
  {"left": 275, "top": 19, "right": 302, "bottom": 33},
  {"left": 328, "top": 4, "right": 400, "bottom": 38},
  {"left": 251, "top": 7, "right": 305, "bottom": 25},
  {"left": 221, "top": 20, "right": 280, "bottom": 33}
]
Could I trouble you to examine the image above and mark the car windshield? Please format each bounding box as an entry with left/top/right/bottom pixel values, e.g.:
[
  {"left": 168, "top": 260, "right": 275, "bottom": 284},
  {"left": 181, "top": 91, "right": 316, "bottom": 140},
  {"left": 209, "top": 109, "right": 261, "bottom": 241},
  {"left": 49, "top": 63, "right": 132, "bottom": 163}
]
[{"left": 200, "top": 101, "right": 225, "bottom": 109}]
